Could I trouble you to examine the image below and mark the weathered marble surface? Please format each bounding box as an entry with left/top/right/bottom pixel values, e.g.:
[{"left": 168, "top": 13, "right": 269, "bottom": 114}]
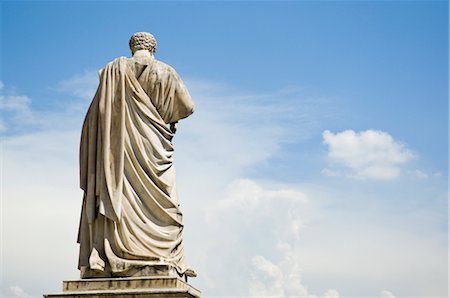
[
  {"left": 77, "top": 32, "right": 196, "bottom": 279},
  {"left": 44, "top": 276, "right": 200, "bottom": 298}
]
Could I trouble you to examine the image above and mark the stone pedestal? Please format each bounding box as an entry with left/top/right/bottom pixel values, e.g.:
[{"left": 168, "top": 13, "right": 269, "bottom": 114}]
[{"left": 44, "top": 276, "right": 201, "bottom": 298}]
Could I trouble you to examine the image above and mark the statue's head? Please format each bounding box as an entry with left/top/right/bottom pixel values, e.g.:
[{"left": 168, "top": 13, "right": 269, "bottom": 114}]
[{"left": 129, "top": 32, "right": 157, "bottom": 55}]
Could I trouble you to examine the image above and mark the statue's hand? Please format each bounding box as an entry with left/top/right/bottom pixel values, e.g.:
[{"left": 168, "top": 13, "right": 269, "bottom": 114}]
[{"left": 170, "top": 122, "right": 177, "bottom": 134}]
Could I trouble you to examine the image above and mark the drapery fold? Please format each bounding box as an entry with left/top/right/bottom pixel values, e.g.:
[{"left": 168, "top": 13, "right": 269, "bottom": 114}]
[{"left": 78, "top": 57, "right": 194, "bottom": 277}]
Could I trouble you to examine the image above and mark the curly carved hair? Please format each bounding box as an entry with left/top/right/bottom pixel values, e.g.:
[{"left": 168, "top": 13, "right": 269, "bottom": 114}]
[{"left": 129, "top": 32, "right": 157, "bottom": 54}]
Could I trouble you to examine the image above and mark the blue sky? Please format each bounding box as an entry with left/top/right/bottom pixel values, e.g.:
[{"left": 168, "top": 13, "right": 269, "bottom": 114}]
[
  {"left": 1, "top": 1, "right": 448, "bottom": 298},
  {"left": 3, "top": 1, "right": 448, "bottom": 166}
]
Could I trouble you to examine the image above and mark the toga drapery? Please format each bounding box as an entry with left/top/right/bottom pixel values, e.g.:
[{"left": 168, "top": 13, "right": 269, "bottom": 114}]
[{"left": 77, "top": 56, "right": 194, "bottom": 278}]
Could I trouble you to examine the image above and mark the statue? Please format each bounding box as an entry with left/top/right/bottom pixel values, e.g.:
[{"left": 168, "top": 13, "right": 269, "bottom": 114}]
[{"left": 77, "top": 32, "right": 196, "bottom": 280}]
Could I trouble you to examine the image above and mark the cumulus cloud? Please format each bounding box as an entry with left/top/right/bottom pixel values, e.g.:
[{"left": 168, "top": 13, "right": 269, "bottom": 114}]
[
  {"left": 191, "top": 176, "right": 317, "bottom": 296},
  {"left": 323, "top": 289, "right": 340, "bottom": 298},
  {"left": 9, "top": 286, "right": 30, "bottom": 297},
  {"left": 205, "top": 179, "right": 309, "bottom": 244},
  {"left": 250, "top": 256, "right": 284, "bottom": 296},
  {"left": 249, "top": 248, "right": 340, "bottom": 298},
  {"left": 203, "top": 179, "right": 345, "bottom": 298},
  {"left": 0, "top": 82, "right": 33, "bottom": 132},
  {"left": 322, "top": 129, "right": 415, "bottom": 180},
  {"left": 380, "top": 290, "right": 396, "bottom": 298}
]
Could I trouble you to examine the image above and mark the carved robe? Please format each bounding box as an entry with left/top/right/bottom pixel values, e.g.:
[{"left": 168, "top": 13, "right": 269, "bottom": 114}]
[{"left": 77, "top": 55, "right": 194, "bottom": 277}]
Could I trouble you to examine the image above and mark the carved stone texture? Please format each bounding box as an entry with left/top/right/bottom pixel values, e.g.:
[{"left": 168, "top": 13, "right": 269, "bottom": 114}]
[
  {"left": 44, "top": 276, "right": 201, "bottom": 298},
  {"left": 77, "top": 32, "right": 196, "bottom": 280}
]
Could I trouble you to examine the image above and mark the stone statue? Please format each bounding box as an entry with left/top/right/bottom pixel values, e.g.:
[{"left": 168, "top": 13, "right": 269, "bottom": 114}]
[{"left": 77, "top": 32, "right": 196, "bottom": 280}]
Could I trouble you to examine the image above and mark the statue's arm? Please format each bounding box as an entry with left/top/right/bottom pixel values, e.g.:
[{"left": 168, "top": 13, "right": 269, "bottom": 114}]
[
  {"left": 152, "top": 62, "right": 195, "bottom": 125},
  {"left": 173, "top": 69, "right": 195, "bottom": 119}
]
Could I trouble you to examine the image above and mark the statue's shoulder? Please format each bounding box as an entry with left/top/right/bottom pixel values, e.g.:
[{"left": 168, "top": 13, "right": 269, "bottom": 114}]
[
  {"left": 152, "top": 59, "right": 180, "bottom": 78},
  {"left": 100, "top": 57, "right": 127, "bottom": 70},
  {"left": 112, "top": 56, "right": 128, "bottom": 66},
  {"left": 97, "top": 57, "right": 129, "bottom": 77}
]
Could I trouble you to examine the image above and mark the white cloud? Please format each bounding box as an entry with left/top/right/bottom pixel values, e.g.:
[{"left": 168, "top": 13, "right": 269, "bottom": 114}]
[
  {"left": 411, "top": 169, "right": 428, "bottom": 179},
  {"left": 0, "top": 82, "right": 89, "bottom": 134},
  {"left": 322, "top": 289, "right": 340, "bottom": 298},
  {"left": 0, "top": 120, "right": 7, "bottom": 132},
  {"left": 2, "top": 130, "right": 81, "bottom": 295},
  {"left": 0, "top": 85, "right": 34, "bottom": 131},
  {"left": 214, "top": 179, "right": 307, "bottom": 212},
  {"left": 289, "top": 183, "right": 447, "bottom": 295},
  {"left": 321, "top": 167, "right": 341, "bottom": 177},
  {"left": 322, "top": 129, "right": 415, "bottom": 180},
  {"left": 184, "top": 79, "right": 333, "bottom": 143},
  {"left": 202, "top": 179, "right": 346, "bottom": 298},
  {"left": 2, "top": 74, "right": 446, "bottom": 298},
  {"left": 55, "top": 70, "right": 99, "bottom": 100},
  {"left": 249, "top": 256, "right": 284, "bottom": 297},
  {"left": 380, "top": 290, "right": 396, "bottom": 298},
  {"left": 186, "top": 175, "right": 315, "bottom": 295},
  {"left": 249, "top": 247, "right": 339, "bottom": 298},
  {"left": 9, "top": 286, "right": 30, "bottom": 297},
  {"left": 0, "top": 95, "right": 31, "bottom": 113}
]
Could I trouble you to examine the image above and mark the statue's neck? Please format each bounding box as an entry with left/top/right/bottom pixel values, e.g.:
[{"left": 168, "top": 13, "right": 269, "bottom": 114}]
[{"left": 132, "top": 50, "right": 153, "bottom": 58}]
